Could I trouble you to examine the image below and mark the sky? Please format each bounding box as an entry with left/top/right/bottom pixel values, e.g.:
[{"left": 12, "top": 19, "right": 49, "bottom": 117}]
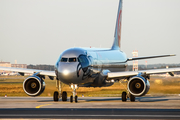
[{"left": 0, "top": 0, "right": 180, "bottom": 65}]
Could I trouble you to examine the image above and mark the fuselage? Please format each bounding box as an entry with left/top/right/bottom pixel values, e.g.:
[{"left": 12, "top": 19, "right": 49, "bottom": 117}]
[
  {"left": 54, "top": 0, "right": 124, "bottom": 87},
  {"left": 55, "top": 47, "right": 128, "bottom": 87}
]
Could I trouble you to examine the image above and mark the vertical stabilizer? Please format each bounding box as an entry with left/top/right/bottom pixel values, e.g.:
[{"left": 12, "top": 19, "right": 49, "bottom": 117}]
[{"left": 111, "top": 0, "right": 123, "bottom": 50}]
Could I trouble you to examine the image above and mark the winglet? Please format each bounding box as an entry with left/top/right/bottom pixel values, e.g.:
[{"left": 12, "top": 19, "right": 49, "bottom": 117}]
[
  {"left": 111, "top": 0, "right": 123, "bottom": 50},
  {"left": 170, "top": 54, "right": 176, "bottom": 56}
]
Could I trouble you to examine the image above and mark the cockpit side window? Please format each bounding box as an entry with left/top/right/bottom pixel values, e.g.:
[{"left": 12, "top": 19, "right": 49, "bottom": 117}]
[
  {"left": 78, "top": 55, "right": 89, "bottom": 63},
  {"left": 78, "top": 55, "right": 90, "bottom": 73},
  {"left": 61, "top": 58, "right": 68, "bottom": 62},
  {"left": 69, "top": 58, "right": 77, "bottom": 62},
  {"left": 78, "top": 56, "right": 84, "bottom": 63}
]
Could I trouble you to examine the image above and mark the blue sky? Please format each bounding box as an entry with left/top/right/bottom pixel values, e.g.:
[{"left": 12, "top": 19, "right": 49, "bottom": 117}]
[{"left": 0, "top": 0, "right": 180, "bottom": 65}]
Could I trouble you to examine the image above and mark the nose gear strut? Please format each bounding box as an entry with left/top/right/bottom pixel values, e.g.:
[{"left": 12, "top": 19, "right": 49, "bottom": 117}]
[{"left": 70, "top": 84, "right": 78, "bottom": 103}]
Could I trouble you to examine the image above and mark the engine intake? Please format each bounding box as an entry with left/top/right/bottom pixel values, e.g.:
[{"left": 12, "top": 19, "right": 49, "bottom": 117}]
[
  {"left": 128, "top": 76, "right": 150, "bottom": 97},
  {"left": 23, "top": 76, "right": 45, "bottom": 96}
]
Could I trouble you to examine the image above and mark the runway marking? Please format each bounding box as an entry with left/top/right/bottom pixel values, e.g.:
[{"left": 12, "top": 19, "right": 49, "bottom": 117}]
[
  {"left": 35, "top": 104, "right": 52, "bottom": 108},
  {"left": 0, "top": 114, "right": 180, "bottom": 118}
]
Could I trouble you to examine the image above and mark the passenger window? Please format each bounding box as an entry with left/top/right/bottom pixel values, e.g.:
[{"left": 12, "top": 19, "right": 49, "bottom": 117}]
[
  {"left": 69, "top": 58, "right": 77, "bottom": 62},
  {"left": 61, "top": 58, "right": 68, "bottom": 62}
]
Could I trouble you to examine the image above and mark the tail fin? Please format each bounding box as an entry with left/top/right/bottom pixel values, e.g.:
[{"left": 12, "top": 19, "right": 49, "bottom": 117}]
[{"left": 111, "top": 0, "right": 123, "bottom": 50}]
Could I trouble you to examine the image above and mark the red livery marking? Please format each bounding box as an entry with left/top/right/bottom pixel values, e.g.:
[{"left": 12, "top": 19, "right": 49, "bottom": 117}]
[
  {"left": 97, "top": 52, "right": 102, "bottom": 58},
  {"left": 118, "top": 10, "right": 122, "bottom": 48}
]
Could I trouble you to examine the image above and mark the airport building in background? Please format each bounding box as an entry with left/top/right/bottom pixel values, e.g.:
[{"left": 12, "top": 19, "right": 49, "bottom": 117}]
[{"left": 0, "top": 61, "right": 27, "bottom": 74}]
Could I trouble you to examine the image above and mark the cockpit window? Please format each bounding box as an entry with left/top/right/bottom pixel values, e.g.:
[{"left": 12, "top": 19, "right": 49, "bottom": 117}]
[
  {"left": 61, "top": 57, "right": 77, "bottom": 62},
  {"left": 69, "top": 58, "right": 77, "bottom": 62},
  {"left": 61, "top": 58, "right": 68, "bottom": 62}
]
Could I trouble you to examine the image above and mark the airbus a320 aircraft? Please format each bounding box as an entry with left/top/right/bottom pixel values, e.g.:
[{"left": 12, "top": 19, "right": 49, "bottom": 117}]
[{"left": 1, "top": 0, "right": 180, "bottom": 103}]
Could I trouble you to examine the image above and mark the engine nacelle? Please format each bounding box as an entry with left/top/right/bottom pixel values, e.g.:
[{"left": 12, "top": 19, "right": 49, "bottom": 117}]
[
  {"left": 23, "top": 76, "right": 45, "bottom": 97},
  {"left": 128, "top": 76, "right": 150, "bottom": 97}
]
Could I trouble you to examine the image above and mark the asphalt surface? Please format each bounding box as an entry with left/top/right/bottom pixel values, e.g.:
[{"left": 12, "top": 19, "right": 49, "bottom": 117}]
[{"left": 0, "top": 96, "right": 180, "bottom": 119}]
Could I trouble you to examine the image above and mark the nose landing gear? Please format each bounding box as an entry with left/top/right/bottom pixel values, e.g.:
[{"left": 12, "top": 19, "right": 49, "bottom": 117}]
[{"left": 70, "top": 84, "right": 78, "bottom": 103}]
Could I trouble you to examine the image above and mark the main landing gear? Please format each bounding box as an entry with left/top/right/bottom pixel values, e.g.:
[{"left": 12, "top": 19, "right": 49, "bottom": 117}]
[
  {"left": 119, "top": 79, "right": 135, "bottom": 102},
  {"left": 122, "top": 91, "right": 135, "bottom": 102},
  {"left": 53, "top": 80, "right": 67, "bottom": 102}
]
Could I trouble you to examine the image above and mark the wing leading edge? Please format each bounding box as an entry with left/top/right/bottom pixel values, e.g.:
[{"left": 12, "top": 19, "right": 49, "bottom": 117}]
[
  {"left": 127, "top": 54, "right": 175, "bottom": 61},
  {"left": 107, "top": 67, "right": 180, "bottom": 79},
  {"left": 0, "top": 66, "right": 56, "bottom": 77}
]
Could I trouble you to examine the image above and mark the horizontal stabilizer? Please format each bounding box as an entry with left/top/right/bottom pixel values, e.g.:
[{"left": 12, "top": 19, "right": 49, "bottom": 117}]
[{"left": 127, "top": 54, "right": 175, "bottom": 61}]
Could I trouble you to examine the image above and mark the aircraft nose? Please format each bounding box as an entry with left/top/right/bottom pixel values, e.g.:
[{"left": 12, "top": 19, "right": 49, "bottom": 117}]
[
  {"left": 57, "top": 55, "right": 91, "bottom": 84},
  {"left": 58, "top": 63, "right": 80, "bottom": 84}
]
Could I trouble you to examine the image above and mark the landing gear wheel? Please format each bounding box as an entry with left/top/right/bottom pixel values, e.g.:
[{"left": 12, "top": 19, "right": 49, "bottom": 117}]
[
  {"left": 75, "top": 95, "right": 78, "bottom": 103},
  {"left": 130, "top": 94, "right": 135, "bottom": 102},
  {"left": 62, "top": 91, "right": 67, "bottom": 101},
  {"left": 70, "top": 95, "right": 73, "bottom": 103},
  {"left": 122, "top": 91, "right": 127, "bottom": 102},
  {"left": 54, "top": 91, "right": 59, "bottom": 102}
]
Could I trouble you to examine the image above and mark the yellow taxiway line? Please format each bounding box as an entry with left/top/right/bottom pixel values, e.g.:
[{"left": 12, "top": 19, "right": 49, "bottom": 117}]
[{"left": 36, "top": 104, "right": 52, "bottom": 108}]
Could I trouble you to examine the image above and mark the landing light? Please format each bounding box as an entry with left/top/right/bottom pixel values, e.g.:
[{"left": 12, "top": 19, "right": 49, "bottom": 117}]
[{"left": 63, "top": 70, "right": 69, "bottom": 76}]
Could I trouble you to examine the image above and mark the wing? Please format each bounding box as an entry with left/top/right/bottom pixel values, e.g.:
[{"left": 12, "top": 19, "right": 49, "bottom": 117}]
[
  {"left": 0, "top": 66, "right": 56, "bottom": 77},
  {"left": 127, "top": 54, "right": 175, "bottom": 61},
  {"left": 107, "top": 68, "right": 180, "bottom": 79}
]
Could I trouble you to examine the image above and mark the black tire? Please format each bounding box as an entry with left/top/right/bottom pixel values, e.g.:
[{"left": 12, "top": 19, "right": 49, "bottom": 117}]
[
  {"left": 62, "top": 91, "right": 67, "bottom": 101},
  {"left": 70, "top": 95, "right": 73, "bottom": 103},
  {"left": 75, "top": 95, "right": 78, "bottom": 103},
  {"left": 130, "top": 94, "right": 135, "bottom": 102},
  {"left": 122, "top": 91, "right": 127, "bottom": 102},
  {"left": 54, "top": 91, "right": 59, "bottom": 102}
]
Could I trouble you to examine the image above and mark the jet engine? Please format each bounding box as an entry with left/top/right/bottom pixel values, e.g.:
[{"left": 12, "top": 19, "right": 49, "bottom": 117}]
[
  {"left": 23, "top": 75, "right": 45, "bottom": 97},
  {"left": 127, "top": 76, "right": 150, "bottom": 97}
]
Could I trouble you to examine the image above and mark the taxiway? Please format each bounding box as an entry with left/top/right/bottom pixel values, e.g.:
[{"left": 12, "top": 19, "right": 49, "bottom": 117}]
[{"left": 0, "top": 96, "right": 180, "bottom": 119}]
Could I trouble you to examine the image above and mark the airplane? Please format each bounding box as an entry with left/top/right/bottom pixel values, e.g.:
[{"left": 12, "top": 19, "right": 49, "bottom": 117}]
[
  {"left": 0, "top": 72, "right": 9, "bottom": 76},
  {"left": 0, "top": 0, "right": 180, "bottom": 102},
  {"left": 9, "top": 72, "right": 20, "bottom": 76}
]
